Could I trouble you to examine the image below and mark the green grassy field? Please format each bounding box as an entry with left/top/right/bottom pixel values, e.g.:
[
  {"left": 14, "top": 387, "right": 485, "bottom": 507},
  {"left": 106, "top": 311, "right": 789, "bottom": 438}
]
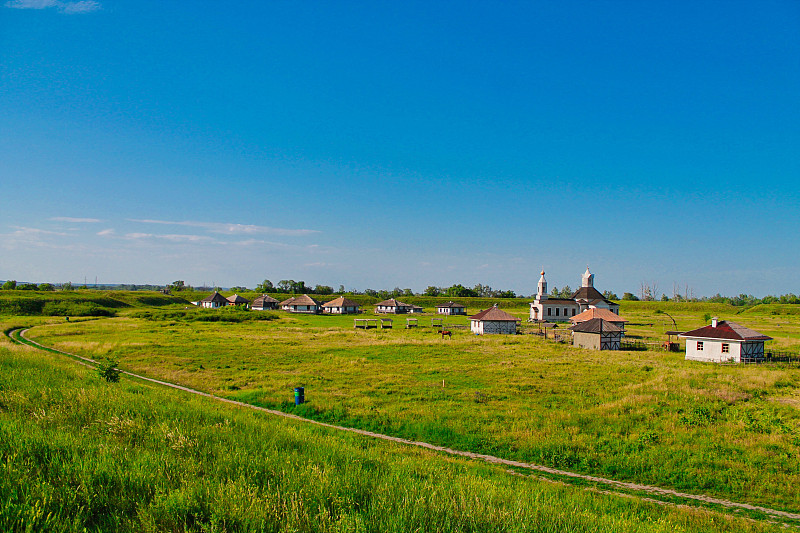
[
  {"left": 2, "top": 331, "right": 778, "bottom": 532},
  {"left": 14, "top": 300, "right": 800, "bottom": 517}
]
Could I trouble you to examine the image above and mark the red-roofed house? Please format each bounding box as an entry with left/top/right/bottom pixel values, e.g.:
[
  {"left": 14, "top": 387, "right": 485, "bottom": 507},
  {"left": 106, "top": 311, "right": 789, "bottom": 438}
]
[{"left": 679, "top": 317, "right": 772, "bottom": 363}]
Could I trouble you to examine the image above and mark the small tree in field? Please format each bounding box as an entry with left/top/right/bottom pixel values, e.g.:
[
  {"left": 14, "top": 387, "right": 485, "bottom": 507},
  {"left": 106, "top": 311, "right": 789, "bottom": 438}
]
[
  {"left": 2, "top": 280, "right": 17, "bottom": 290},
  {"left": 97, "top": 358, "right": 121, "bottom": 383}
]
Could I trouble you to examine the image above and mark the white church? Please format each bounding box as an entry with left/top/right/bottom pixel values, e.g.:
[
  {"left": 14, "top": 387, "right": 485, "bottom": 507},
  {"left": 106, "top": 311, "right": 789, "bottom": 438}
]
[{"left": 530, "top": 267, "right": 620, "bottom": 322}]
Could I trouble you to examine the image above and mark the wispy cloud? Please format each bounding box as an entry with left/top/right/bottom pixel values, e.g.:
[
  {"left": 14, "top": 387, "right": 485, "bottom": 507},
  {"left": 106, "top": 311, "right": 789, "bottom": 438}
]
[
  {"left": 4, "top": 0, "right": 100, "bottom": 13},
  {"left": 50, "top": 216, "right": 102, "bottom": 223},
  {"left": 129, "top": 219, "right": 319, "bottom": 237},
  {"left": 97, "top": 228, "right": 115, "bottom": 236},
  {"left": 123, "top": 232, "right": 218, "bottom": 244}
]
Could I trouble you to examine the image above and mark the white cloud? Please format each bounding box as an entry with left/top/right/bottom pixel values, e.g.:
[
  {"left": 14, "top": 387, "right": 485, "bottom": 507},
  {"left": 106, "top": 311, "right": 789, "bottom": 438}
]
[
  {"left": 129, "top": 219, "right": 319, "bottom": 237},
  {"left": 50, "top": 216, "right": 102, "bottom": 223},
  {"left": 4, "top": 0, "right": 100, "bottom": 13},
  {"left": 97, "top": 228, "right": 115, "bottom": 236}
]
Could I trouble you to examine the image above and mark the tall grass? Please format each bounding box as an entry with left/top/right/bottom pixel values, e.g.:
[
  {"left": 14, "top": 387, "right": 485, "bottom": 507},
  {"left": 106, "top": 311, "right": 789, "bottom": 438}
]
[{"left": 0, "top": 342, "right": 771, "bottom": 532}]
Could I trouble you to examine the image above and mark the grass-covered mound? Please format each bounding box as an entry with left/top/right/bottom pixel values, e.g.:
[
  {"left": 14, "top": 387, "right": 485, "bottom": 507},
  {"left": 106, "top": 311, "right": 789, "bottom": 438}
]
[
  {"left": 0, "top": 290, "right": 189, "bottom": 317},
  {"left": 0, "top": 340, "right": 773, "bottom": 532}
]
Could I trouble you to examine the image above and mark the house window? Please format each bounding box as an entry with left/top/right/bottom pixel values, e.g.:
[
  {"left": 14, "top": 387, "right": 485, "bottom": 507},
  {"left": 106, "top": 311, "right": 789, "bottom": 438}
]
[
  {"left": 555, "top": 308, "right": 560, "bottom": 316},
  {"left": 547, "top": 308, "right": 551, "bottom": 316},
  {"left": 722, "top": 343, "right": 730, "bottom": 353},
  {"left": 697, "top": 341, "right": 704, "bottom": 351},
  {"left": 564, "top": 308, "right": 568, "bottom": 316},
  {"left": 572, "top": 309, "right": 576, "bottom": 316}
]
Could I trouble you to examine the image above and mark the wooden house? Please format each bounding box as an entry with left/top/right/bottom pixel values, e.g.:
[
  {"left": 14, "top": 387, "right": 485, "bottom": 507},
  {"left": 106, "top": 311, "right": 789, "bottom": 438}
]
[
  {"left": 679, "top": 318, "right": 772, "bottom": 363},
  {"left": 321, "top": 296, "right": 361, "bottom": 314},
  {"left": 570, "top": 318, "right": 622, "bottom": 350},
  {"left": 470, "top": 305, "right": 520, "bottom": 335},
  {"left": 436, "top": 301, "right": 466, "bottom": 315},
  {"left": 375, "top": 298, "right": 412, "bottom": 314},
  {"left": 281, "top": 294, "right": 321, "bottom": 314},
  {"left": 252, "top": 294, "right": 279, "bottom": 311},
  {"left": 200, "top": 291, "right": 228, "bottom": 309},
  {"left": 226, "top": 294, "right": 250, "bottom": 307},
  {"left": 570, "top": 308, "right": 627, "bottom": 332}
]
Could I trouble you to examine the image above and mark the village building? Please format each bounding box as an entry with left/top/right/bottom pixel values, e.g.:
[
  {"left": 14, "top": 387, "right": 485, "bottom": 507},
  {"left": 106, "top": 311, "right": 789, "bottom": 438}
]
[
  {"left": 281, "top": 294, "right": 321, "bottom": 314},
  {"left": 375, "top": 298, "right": 412, "bottom": 314},
  {"left": 408, "top": 304, "right": 424, "bottom": 314},
  {"left": 570, "top": 318, "right": 623, "bottom": 350},
  {"left": 226, "top": 294, "right": 250, "bottom": 307},
  {"left": 321, "top": 296, "right": 361, "bottom": 314},
  {"left": 530, "top": 267, "right": 619, "bottom": 322},
  {"left": 199, "top": 291, "right": 228, "bottom": 309},
  {"left": 470, "top": 305, "right": 520, "bottom": 335},
  {"left": 437, "top": 301, "right": 467, "bottom": 315},
  {"left": 570, "top": 308, "right": 627, "bottom": 332},
  {"left": 679, "top": 318, "right": 772, "bottom": 363},
  {"left": 251, "top": 294, "right": 279, "bottom": 311}
]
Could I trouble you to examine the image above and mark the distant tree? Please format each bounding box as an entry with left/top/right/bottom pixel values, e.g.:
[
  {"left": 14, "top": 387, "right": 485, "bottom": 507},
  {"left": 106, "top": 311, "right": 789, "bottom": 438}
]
[
  {"left": 423, "top": 286, "right": 441, "bottom": 297},
  {"left": 602, "top": 290, "right": 619, "bottom": 300},
  {"left": 314, "top": 284, "right": 333, "bottom": 295},
  {"left": 256, "top": 279, "right": 274, "bottom": 292},
  {"left": 337, "top": 285, "right": 346, "bottom": 294},
  {"left": 169, "top": 280, "right": 187, "bottom": 292},
  {"left": 231, "top": 286, "right": 247, "bottom": 292},
  {"left": 277, "top": 280, "right": 293, "bottom": 292},
  {"left": 549, "top": 286, "right": 560, "bottom": 298},
  {"left": 17, "top": 283, "right": 37, "bottom": 291},
  {"left": 364, "top": 288, "right": 379, "bottom": 297},
  {"left": 402, "top": 288, "right": 414, "bottom": 297},
  {"left": 660, "top": 293, "right": 669, "bottom": 301},
  {"left": 38, "top": 283, "right": 55, "bottom": 291},
  {"left": 496, "top": 290, "right": 516, "bottom": 298},
  {"left": 560, "top": 285, "right": 572, "bottom": 298},
  {"left": 2, "top": 280, "right": 17, "bottom": 290},
  {"left": 445, "top": 284, "right": 478, "bottom": 298},
  {"left": 622, "top": 292, "right": 639, "bottom": 301},
  {"left": 61, "top": 281, "right": 73, "bottom": 291}
]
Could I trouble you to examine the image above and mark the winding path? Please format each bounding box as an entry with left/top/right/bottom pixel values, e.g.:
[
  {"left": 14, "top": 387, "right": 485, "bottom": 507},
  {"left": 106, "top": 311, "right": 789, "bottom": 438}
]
[{"left": 8, "top": 326, "right": 800, "bottom": 526}]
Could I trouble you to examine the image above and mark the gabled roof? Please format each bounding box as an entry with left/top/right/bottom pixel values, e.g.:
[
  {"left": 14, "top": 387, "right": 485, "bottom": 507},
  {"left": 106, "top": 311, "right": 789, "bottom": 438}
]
[
  {"left": 679, "top": 321, "right": 772, "bottom": 341},
  {"left": 322, "top": 296, "right": 360, "bottom": 308},
  {"left": 437, "top": 301, "right": 465, "bottom": 308},
  {"left": 288, "top": 294, "right": 321, "bottom": 306},
  {"left": 571, "top": 308, "right": 627, "bottom": 323},
  {"left": 279, "top": 296, "right": 297, "bottom": 306},
  {"left": 252, "top": 294, "right": 279, "bottom": 306},
  {"left": 375, "top": 298, "right": 411, "bottom": 308},
  {"left": 226, "top": 294, "right": 250, "bottom": 304},
  {"left": 570, "top": 318, "right": 623, "bottom": 334},
  {"left": 571, "top": 286, "right": 608, "bottom": 302},
  {"left": 470, "top": 305, "right": 520, "bottom": 322},
  {"left": 200, "top": 291, "right": 228, "bottom": 304}
]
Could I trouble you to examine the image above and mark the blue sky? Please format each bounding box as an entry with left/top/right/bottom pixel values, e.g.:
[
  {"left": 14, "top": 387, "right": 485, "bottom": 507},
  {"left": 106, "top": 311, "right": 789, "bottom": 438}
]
[{"left": 2, "top": 1, "right": 798, "bottom": 296}]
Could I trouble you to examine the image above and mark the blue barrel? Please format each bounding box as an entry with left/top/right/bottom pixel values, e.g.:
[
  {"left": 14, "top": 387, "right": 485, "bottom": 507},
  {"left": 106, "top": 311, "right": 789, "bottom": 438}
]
[{"left": 294, "top": 387, "right": 305, "bottom": 405}]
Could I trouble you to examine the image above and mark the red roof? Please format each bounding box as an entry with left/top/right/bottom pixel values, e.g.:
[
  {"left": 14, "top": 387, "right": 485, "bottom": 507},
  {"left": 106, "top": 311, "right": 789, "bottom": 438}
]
[
  {"left": 679, "top": 321, "right": 772, "bottom": 341},
  {"left": 470, "top": 305, "right": 520, "bottom": 322},
  {"left": 571, "top": 308, "right": 627, "bottom": 323}
]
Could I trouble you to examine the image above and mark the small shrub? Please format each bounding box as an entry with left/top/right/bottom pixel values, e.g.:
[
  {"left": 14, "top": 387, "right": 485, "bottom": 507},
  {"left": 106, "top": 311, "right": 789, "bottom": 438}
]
[{"left": 97, "top": 358, "right": 121, "bottom": 383}]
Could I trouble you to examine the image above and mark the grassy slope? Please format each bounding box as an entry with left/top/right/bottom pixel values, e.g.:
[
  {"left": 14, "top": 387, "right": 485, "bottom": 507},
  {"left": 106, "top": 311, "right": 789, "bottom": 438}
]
[
  {"left": 0, "top": 336, "right": 771, "bottom": 532},
  {"left": 22, "top": 305, "right": 800, "bottom": 512}
]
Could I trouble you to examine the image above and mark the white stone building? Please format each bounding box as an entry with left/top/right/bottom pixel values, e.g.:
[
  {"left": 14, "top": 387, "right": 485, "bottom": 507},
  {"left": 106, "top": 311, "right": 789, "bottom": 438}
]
[
  {"left": 436, "top": 301, "right": 466, "bottom": 315},
  {"left": 470, "top": 305, "right": 520, "bottom": 335},
  {"left": 200, "top": 291, "right": 228, "bottom": 309},
  {"left": 321, "top": 296, "right": 361, "bottom": 314},
  {"left": 530, "top": 267, "right": 619, "bottom": 322},
  {"left": 679, "top": 318, "right": 772, "bottom": 363}
]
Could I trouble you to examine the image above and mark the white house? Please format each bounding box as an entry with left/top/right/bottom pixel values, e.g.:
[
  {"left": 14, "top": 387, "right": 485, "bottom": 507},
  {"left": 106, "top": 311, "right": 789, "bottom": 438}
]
[
  {"left": 252, "top": 294, "right": 279, "bottom": 311},
  {"left": 200, "top": 291, "right": 228, "bottom": 309},
  {"left": 437, "top": 301, "right": 466, "bottom": 315},
  {"left": 321, "top": 296, "right": 360, "bottom": 314},
  {"left": 530, "top": 267, "right": 619, "bottom": 322},
  {"left": 281, "top": 294, "right": 321, "bottom": 313},
  {"left": 679, "top": 317, "right": 772, "bottom": 363},
  {"left": 375, "top": 298, "right": 412, "bottom": 314},
  {"left": 470, "top": 305, "right": 520, "bottom": 335}
]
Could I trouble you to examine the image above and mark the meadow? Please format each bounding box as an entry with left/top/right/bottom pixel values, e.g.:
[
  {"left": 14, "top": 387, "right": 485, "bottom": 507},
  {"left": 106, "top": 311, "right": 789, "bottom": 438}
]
[
  {"left": 0, "top": 325, "right": 777, "bottom": 532},
  {"left": 13, "top": 297, "right": 800, "bottom": 518}
]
